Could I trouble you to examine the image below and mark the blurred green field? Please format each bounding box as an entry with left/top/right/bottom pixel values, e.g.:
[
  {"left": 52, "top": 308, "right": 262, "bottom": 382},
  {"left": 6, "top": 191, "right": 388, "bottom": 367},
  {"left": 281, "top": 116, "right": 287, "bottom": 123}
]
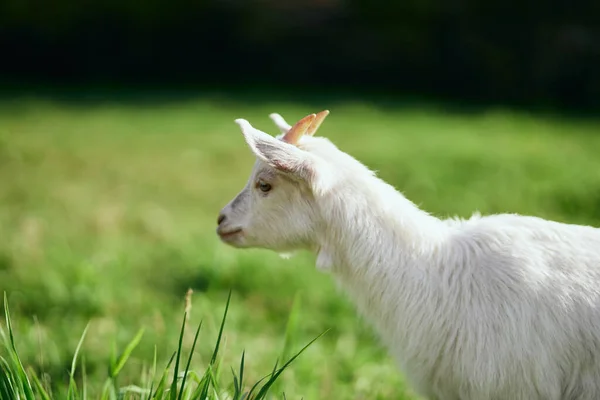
[{"left": 1, "top": 95, "right": 600, "bottom": 399}]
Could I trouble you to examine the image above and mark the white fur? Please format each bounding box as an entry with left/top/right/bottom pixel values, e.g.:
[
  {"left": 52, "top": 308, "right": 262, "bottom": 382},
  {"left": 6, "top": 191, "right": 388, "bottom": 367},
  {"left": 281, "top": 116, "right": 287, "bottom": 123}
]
[{"left": 217, "top": 113, "right": 600, "bottom": 400}]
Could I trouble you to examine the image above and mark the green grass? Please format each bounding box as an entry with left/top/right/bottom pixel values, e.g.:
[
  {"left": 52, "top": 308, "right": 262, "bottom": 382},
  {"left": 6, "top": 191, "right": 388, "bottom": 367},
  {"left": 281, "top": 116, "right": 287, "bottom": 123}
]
[
  {"left": 0, "top": 94, "right": 599, "bottom": 399},
  {"left": 1, "top": 290, "right": 327, "bottom": 400}
]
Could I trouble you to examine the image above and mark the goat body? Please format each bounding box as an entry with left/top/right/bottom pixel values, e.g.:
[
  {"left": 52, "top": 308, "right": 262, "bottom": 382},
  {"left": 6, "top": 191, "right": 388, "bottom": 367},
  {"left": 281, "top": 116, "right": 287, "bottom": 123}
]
[{"left": 217, "top": 111, "right": 600, "bottom": 400}]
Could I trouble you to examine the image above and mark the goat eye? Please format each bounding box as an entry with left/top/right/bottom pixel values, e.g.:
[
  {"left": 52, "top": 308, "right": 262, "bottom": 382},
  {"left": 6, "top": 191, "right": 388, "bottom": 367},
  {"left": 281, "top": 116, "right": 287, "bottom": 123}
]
[{"left": 258, "top": 181, "right": 272, "bottom": 193}]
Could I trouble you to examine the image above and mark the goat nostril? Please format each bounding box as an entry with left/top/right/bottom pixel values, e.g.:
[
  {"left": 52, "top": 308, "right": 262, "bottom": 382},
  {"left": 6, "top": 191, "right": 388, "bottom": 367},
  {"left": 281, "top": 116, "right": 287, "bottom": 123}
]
[{"left": 217, "top": 214, "right": 226, "bottom": 225}]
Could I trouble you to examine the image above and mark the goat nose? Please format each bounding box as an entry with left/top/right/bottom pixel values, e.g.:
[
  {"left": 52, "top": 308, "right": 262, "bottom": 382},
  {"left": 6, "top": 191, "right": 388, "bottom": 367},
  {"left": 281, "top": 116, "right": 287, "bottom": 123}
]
[{"left": 217, "top": 214, "right": 226, "bottom": 225}]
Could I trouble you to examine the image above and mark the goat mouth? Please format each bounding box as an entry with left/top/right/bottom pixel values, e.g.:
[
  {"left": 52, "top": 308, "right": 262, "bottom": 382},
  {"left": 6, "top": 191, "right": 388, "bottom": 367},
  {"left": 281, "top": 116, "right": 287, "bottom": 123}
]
[{"left": 218, "top": 228, "right": 243, "bottom": 240}]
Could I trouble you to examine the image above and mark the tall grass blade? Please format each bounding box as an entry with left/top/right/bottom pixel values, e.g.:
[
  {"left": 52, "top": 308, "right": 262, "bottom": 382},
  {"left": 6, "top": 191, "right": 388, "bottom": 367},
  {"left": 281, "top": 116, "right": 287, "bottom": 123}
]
[
  {"left": 3, "top": 292, "right": 35, "bottom": 399},
  {"left": 3, "top": 293, "right": 15, "bottom": 352},
  {"left": 231, "top": 350, "right": 245, "bottom": 400},
  {"left": 82, "top": 356, "right": 87, "bottom": 400},
  {"left": 0, "top": 357, "right": 17, "bottom": 400},
  {"left": 243, "top": 372, "right": 271, "bottom": 400},
  {"left": 231, "top": 367, "right": 240, "bottom": 398},
  {"left": 169, "top": 312, "right": 187, "bottom": 400},
  {"left": 67, "top": 322, "right": 90, "bottom": 400},
  {"left": 238, "top": 350, "right": 245, "bottom": 394},
  {"left": 177, "top": 320, "right": 202, "bottom": 400},
  {"left": 194, "top": 366, "right": 212, "bottom": 400},
  {"left": 110, "top": 328, "right": 145, "bottom": 378},
  {"left": 108, "top": 342, "right": 117, "bottom": 380},
  {"left": 100, "top": 378, "right": 117, "bottom": 400},
  {"left": 197, "top": 290, "right": 232, "bottom": 400},
  {"left": 151, "top": 351, "right": 176, "bottom": 399},
  {"left": 145, "top": 346, "right": 158, "bottom": 400},
  {"left": 28, "top": 368, "right": 52, "bottom": 400},
  {"left": 253, "top": 329, "right": 329, "bottom": 399},
  {"left": 209, "top": 291, "right": 231, "bottom": 366}
]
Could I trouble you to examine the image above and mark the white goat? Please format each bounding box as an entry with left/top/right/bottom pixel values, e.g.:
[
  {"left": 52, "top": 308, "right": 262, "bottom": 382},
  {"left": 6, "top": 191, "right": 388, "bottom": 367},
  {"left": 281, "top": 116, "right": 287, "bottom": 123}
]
[{"left": 216, "top": 110, "right": 600, "bottom": 400}]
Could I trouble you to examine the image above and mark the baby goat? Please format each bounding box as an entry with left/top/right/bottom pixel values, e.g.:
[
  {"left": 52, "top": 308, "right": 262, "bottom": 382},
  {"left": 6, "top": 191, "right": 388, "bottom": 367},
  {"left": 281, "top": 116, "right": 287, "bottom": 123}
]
[{"left": 216, "top": 111, "right": 600, "bottom": 400}]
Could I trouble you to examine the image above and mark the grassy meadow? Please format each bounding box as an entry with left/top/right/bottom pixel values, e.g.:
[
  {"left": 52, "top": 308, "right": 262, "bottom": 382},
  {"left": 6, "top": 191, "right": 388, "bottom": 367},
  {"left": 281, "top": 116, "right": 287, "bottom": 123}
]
[{"left": 1, "top": 92, "right": 600, "bottom": 399}]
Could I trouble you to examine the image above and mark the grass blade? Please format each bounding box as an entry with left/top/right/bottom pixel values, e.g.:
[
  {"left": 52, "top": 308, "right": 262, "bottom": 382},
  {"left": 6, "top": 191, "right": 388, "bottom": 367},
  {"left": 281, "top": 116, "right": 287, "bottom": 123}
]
[
  {"left": 231, "top": 367, "right": 239, "bottom": 398},
  {"left": 177, "top": 320, "right": 202, "bottom": 400},
  {"left": 110, "top": 328, "right": 145, "bottom": 378},
  {"left": 238, "top": 350, "right": 245, "bottom": 393},
  {"left": 252, "top": 329, "right": 329, "bottom": 399},
  {"left": 194, "top": 366, "right": 212, "bottom": 400},
  {"left": 0, "top": 356, "right": 17, "bottom": 400},
  {"left": 145, "top": 346, "right": 158, "bottom": 400},
  {"left": 3, "top": 292, "right": 36, "bottom": 399},
  {"left": 100, "top": 378, "right": 117, "bottom": 400},
  {"left": 67, "top": 322, "right": 90, "bottom": 400},
  {"left": 209, "top": 291, "right": 231, "bottom": 366},
  {"left": 243, "top": 372, "right": 271, "bottom": 400},
  {"left": 169, "top": 312, "right": 187, "bottom": 400},
  {"left": 197, "top": 290, "right": 232, "bottom": 400},
  {"left": 151, "top": 351, "right": 176, "bottom": 399},
  {"left": 231, "top": 350, "right": 245, "bottom": 400},
  {"left": 28, "top": 367, "right": 52, "bottom": 400},
  {"left": 82, "top": 356, "right": 87, "bottom": 400},
  {"left": 3, "top": 293, "right": 15, "bottom": 352}
]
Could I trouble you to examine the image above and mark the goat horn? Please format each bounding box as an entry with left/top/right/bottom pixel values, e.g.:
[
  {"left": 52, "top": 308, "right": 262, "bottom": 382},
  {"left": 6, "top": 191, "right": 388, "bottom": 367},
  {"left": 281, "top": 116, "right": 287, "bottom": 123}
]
[
  {"left": 281, "top": 113, "right": 317, "bottom": 144},
  {"left": 306, "top": 110, "right": 330, "bottom": 136}
]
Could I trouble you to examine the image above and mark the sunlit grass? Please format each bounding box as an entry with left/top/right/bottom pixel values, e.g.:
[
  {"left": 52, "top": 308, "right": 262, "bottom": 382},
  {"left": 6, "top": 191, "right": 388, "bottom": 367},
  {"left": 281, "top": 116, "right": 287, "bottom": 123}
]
[{"left": 0, "top": 95, "right": 599, "bottom": 399}]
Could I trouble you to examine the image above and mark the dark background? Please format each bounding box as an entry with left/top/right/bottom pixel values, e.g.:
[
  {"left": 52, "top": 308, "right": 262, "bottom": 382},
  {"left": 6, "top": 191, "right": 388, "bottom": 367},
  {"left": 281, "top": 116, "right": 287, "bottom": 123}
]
[{"left": 1, "top": 0, "right": 599, "bottom": 112}]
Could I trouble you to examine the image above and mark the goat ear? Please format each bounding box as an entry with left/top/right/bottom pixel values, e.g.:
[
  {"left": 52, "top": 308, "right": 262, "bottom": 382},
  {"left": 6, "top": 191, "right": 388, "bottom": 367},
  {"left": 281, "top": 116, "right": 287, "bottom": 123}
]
[
  {"left": 269, "top": 113, "right": 292, "bottom": 135},
  {"left": 235, "top": 118, "right": 315, "bottom": 181}
]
